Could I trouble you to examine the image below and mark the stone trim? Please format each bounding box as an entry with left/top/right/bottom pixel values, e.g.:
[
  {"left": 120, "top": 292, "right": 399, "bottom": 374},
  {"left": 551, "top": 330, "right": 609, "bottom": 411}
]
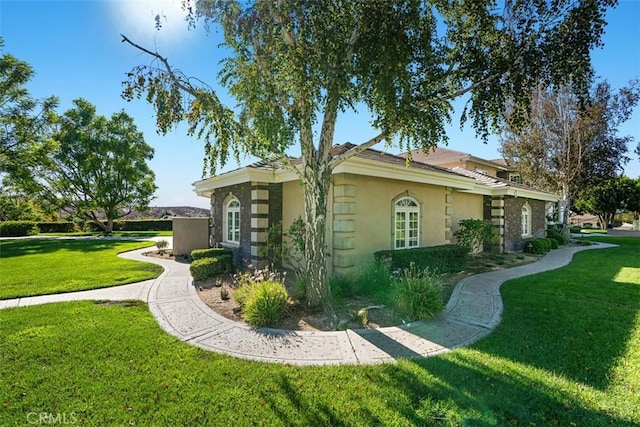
[{"left": 333, "top": 184, "right": 356, "bottom": 273}]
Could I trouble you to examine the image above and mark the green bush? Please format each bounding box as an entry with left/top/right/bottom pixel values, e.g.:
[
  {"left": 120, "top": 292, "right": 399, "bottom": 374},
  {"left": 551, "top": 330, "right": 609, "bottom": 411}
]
[
  {"left": 523, "top": 238, "right": 552, "bottom": 254},
  {"left": 240, "top": 280, "right": 288, "bottom": 327},
  {"left": 548, "top": 237, "right": 559, "bottom": 249},
  {"left": 37, "top": 222, "right": 78, "bottom": 233},
  {"left": 546, "top": 225, "right": 567, "bottom": 245},
  {"left": 374, "top": 244, "right": 469, "bottom": 274},
  {"left": 0, "top": 221, "right": 39, "bottom": 237},
  {"left": 189, "top": 255, "right": 232, "bottom": 281},
  {"left": 569, "top": 225, "right": 582, "bottom": 234},
  {"left": 453, "top": 219, "right": 496, "bottom": 253},
  {"left": 85, "top": 219, "right": 173, "bottom": 232},
  {"left": 191, "top": 248, "right": 234, "bottom": 260},
  {"left": 392, "top": 264, "right": 444, "bottom": 320}
]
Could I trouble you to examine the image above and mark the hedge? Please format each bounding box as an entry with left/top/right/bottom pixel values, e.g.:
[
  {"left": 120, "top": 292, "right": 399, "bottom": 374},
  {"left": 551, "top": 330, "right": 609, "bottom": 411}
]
[
  {"left": 37, "top": 222, "right": 78, "bottom": 233},
  {"left": 189, "top": 255, "right": 233, "bottom": 281},
  {"left": 0, "top": 221, "right": 39, "bottom": 237},
  {"left": 523, "top": 237, "right": 557, "bottom": 254},
  {"left": 85, "top": 219, "right": 173, "bottom": 232},
  {"left": 374, "top": 244, "right": 469, "bottom": 274},
  {"left": 191, "top": 248, "right": 234, "bottom": 261}
]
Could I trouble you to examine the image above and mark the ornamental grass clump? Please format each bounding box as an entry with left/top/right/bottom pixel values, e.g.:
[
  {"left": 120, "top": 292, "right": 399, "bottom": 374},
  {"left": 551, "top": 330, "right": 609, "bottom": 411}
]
[
  {"left": 392, "top": 263, "right": 444, "bottom": 321},
  {"left": 240, "top": 280, "right": 288, "bottom": 327}
]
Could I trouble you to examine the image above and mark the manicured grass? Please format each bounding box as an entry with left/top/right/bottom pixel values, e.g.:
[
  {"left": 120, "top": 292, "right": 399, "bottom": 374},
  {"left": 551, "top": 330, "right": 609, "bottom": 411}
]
[
  {"left": 0, "top": 238, "right": 638, "bottom": 425},
  {"left": 0, "top": 239, "right": 163, "bottom": 299}
]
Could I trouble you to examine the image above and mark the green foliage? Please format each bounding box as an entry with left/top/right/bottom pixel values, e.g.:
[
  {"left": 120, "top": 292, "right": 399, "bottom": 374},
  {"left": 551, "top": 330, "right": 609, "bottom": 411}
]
[
  {"left": 85, "top": 219, "right": 172, "bottom": 232},
  {"left": 374, "top": 244, "right": 469, "bottom": 275},
  {"left": 189, "top": 256, "right": 232, "bottom": 281},
  {"left": 391, "top": 264, "right": 444, "bottom": 321},
  {"left": 453, "top": 219, "right": 496, "bottom": 253},
  {"left": 123, "top": 1, "right": 614, "bottom": 312},
  {"left": 0, "top": 220, "right": 38, "bottom": 236},
  {"left": 258, "top": 221, "right": 283, "bottom": 267},
  {"left": 36, "top": 99, "right": 156, "bottom": 233},
  {"left": 36, "top": 221, "right": 77, "bottom": 233},
  {"left": 155, "top": 239, "right": 169, "bottom": 253},
  {"left": 575, "top": 175, "right": 640, "bottom": 230},
  {"left": 570, "top": 225, "right": 582, "bottom": 233},
  {"left": 0, "top": 39, "right": 58, "bottom": 187},
  {"left": 241, "top": 280, "right": 289, "bottom": 327},
  {"left": 523, "top": 238, "right": 554, "bottom": 254},
  {"left": 191, "top": 247, "right": 234, "bottom": 261},
  {"left": 546, "top": 224, "right": 567, "bottom": 245},
  {"left": 548, "top": 238, "right": 559, "bottom": 249}
]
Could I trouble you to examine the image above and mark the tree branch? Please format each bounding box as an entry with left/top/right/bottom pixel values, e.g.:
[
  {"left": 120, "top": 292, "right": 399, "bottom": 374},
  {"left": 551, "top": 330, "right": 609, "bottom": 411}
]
[{"left": 328, "top": 130, "right": 392, "bottom": 168}]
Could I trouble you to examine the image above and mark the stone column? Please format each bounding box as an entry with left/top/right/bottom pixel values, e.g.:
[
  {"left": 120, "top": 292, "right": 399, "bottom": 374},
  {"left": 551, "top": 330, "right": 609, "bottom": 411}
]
[
  {"left": 332, "top": 184, "right": 356, "bottom": 275},
  {"left": 491, "top": 196, "right": 505, "bottom": 253},
  {"left": 250, "top": 182, "right": 269, "bottom": 268}
]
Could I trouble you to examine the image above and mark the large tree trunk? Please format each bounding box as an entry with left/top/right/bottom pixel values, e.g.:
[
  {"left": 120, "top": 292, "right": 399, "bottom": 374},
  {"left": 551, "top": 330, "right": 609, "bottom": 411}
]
[
  {"left": 301, "top": 153, "right": 337, "bottom": 328},
  {"left": 559, "top": 182, "right": 571, "bottom": 240}
]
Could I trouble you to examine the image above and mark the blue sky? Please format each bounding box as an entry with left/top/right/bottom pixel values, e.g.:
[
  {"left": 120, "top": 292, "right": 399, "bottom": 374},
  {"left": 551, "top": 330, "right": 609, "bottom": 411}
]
[{"left": 1, "top": 0, "right": 638, "bottom": 209}]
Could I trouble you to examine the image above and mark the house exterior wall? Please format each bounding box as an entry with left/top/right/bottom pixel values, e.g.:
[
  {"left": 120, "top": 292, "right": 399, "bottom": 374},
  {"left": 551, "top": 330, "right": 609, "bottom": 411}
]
[
  {"left": 330, "top": 173, "right": 452, "bottom": 274},
  {"left": 464, "top": 160, "right": 498, "bottom": 176},
  {"left": 504, "top": 197, "right": 547, "bottom": 251},
  {"left": 450, "top": 191, "right": 485, "bottom": 241},
  {"left": 211, "top": 182, "right": 252, "bottom": 266}
]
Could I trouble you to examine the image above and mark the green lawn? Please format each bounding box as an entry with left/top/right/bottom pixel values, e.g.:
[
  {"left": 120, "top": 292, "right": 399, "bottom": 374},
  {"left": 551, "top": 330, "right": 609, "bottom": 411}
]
[
  {"left": 0, "top": 237, "right": 638, "bottom": 425},
  {"left": 41, "top": 231, "right": 173, "bottom": 237},
  {"left": 0, "top": 239, "right": 163, "bottom": 299}
]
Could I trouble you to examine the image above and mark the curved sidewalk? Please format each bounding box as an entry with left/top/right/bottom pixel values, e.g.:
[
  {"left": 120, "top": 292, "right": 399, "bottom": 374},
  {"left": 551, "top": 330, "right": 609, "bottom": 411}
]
[{"left": 0, "top": 242, "right": 615, "bottom": 365}]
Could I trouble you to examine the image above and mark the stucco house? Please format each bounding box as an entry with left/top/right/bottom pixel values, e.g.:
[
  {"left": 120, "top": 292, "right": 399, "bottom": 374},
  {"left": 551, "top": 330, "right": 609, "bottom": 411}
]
[{"left": 193, "top": 144, "right": 557, "bottom": 274}]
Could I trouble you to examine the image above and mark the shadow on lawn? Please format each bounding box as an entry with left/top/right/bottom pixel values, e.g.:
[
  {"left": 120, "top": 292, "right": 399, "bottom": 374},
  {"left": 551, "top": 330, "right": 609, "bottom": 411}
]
[{"left": 0, "top": 238, "right": 148, "bottom": 258}]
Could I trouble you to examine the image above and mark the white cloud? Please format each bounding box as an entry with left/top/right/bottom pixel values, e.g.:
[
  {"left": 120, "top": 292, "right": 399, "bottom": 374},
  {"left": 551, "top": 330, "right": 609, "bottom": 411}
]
[{"left": 109, "top": 0, "right": 196, "bottom": 47}]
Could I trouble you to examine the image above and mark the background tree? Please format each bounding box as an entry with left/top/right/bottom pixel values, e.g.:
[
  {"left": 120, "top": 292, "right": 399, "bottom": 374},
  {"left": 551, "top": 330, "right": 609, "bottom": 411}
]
[
  {"left": 500, "top": 79, "right": 639, "bottom": 228},
  {"left": 35, "top": 99, "right": 156, "bottom": 233},
  {"left": 0, "top": 38, "right": 58, "bottom": 193},
  {"left": 122, "top": 0, "right": 615, "bottom": 324},
  {"left": 574, "top": 175, "right": 638, "bottom": 229}
]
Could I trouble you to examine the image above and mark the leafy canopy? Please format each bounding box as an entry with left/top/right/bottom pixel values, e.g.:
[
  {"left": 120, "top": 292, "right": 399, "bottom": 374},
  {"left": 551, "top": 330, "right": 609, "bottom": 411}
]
[
  {"left": 123, "top": 0, "right": 616, "bottom": 177},
  {"left": 36, "top": 99, "right": 157, "bottom": 231}
]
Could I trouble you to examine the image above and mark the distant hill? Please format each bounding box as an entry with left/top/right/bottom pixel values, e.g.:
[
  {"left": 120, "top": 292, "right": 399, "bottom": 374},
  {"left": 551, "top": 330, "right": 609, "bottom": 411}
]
[{"left": 59, "top": 206, "right": 210, "bottom": 221}]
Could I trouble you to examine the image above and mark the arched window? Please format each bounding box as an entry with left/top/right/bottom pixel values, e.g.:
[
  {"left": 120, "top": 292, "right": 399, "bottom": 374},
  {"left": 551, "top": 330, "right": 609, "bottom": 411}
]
[
  {"left": 224, "top": 197, "right": 241, "bottom": 244},
  {"left": 521, "top": 202, "right": 531, "bottom": 237},
  {"left": 394, "top": 196, "right": 420, "bottom": 249}
]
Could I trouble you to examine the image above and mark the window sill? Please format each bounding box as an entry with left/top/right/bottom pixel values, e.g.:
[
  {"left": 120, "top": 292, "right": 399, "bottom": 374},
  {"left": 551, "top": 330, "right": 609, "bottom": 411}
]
[{"left": 221, "top": 241, "right": 240, "bottom": 248}]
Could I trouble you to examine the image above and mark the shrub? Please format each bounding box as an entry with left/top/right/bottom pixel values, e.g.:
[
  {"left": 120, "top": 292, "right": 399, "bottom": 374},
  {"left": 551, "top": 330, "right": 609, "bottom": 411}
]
[
  {"left": 0, "top": 221, "right": 39, "bottom": 237},
  {"left": 240, "top": 280, "right": 288, "bottom": 327},
  {"left": 392, "top": 264, "right": 444, "bottom": 320},
  {"left": 37, "top": 222, "right": 78, "bottom": 233},
  {"left": 546, "top": 225, "right": 567, "bottom": 245},
  {"left": 191, "top": 247, "right": 234, "bottom": 260},
  {"left": 374, "top": 244, "right": 469, "bottom": 274},
  {"left": 353, "top": 262, "right": 392, "bottom": 297},
  {"left": 569, "top": 225, "right": 582, "bottom": 234},
  {"left": 155, "top": 239, "right": 169, "bottom": 254},
  {"left": 523, "top": 238, "right": 552, "bottom": 254},
  {"left": 85, "top": 219, "right": 173, "bottom": 232},
  {"left": 189, "top": 255, "right": 232, "bottom": 281},
  {"left": 548, "top": 237, "right": 559, "bottom": 249},
  {"left": 453, "top": 219, "right": 496, "bottom": 253}
]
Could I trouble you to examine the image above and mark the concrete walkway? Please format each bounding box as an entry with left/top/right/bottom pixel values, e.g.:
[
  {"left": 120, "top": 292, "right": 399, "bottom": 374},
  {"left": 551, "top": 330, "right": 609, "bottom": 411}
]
[{"left": 0, "top": 241, "right": 616, "bottom": 365}]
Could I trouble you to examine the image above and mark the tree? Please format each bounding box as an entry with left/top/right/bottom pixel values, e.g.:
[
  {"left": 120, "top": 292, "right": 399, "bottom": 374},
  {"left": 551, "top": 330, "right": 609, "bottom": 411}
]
[
  {"left": 574, "top": 175, "right": 638, "bottom": 229},
  {"left": 500, "top": 79, "right": 639, "bottom": 228},
  {"left": 35, "top": 99, "right": 157, "bottom": 233},
  {"left": 0, "top": 38, "right": 58, "bottom": 185},
  {"left": 122, "top": 0, "right": 614, "bottom": 325}
]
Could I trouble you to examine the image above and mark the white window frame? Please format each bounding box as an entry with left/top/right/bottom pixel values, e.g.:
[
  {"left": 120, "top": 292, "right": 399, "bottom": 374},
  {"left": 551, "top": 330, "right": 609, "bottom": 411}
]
[
  {"left": 521, "top": 202, "right": 532, "bottom": 237},
  {"left": 394, "top": 196, "right": 420, "bottom": 249},
  {"left": 223, "top": 197, "right": 241, "bottom": 246}
]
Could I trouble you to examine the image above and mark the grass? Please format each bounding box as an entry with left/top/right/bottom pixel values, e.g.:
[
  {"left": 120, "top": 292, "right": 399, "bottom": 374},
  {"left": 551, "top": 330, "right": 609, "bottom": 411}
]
[
  {"left": 0, "top": 239, "right": 163, "bottom": 300},
  {"left": 0, "top": 237, "right": 638, "bottom": 425}
]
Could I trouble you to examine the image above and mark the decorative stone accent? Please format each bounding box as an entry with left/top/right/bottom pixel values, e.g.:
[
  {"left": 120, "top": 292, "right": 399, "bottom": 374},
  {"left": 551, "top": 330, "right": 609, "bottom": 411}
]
[
  {"left": 490, "top": 197, "right": 505, "bottom": 252},
  {"left": 444, "top": 187, "right": 453, "bottom": 242},
  {"left": 333, "top": 184, "right": 357, "bottom": 274}
]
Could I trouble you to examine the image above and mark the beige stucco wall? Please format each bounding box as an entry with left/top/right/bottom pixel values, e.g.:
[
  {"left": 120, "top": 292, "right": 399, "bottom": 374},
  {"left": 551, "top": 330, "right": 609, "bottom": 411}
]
[
  {"left": 450, "top": 190, "right": 484, "bottom": 242},
  {"left": 280, "top": 175, "right": 485, "bottom": 275},
  {"left": 172, "top": 217, "right": 210, "bottom": 257}
]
